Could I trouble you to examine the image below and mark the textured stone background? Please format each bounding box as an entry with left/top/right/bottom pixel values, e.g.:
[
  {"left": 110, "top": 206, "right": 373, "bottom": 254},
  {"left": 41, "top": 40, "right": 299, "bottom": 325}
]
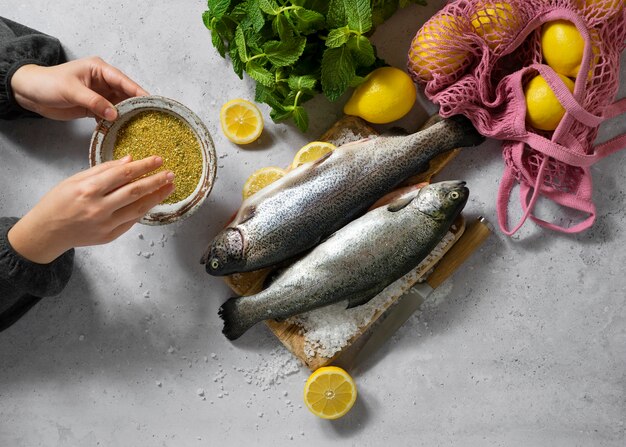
[{"left": 0, "top": 1, "right": 624, "bottom": 446}]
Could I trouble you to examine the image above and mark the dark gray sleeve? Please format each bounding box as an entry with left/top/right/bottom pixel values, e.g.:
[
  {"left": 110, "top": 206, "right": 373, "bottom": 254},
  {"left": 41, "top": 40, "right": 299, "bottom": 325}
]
[
  {"left": 0, "top": 217, "right": 74, "bottom": 330},
  {"left": 0, "top": 16, "right": 66, "bottom": 119}
]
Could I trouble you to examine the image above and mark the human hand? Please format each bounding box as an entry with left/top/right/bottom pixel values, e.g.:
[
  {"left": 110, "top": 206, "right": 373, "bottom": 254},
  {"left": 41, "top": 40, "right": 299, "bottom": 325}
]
[
  {"left": 7, "top": 157, "right": 175, "bottom": 264},
  {"left": 10, "top": 57, "right": 148, "bottom": 121}
]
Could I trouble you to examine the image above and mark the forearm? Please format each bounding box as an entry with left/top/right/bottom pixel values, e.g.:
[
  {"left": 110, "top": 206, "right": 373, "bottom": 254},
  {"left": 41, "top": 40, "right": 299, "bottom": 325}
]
[{"left": 0, "top": 16, "right": 65, "bottom": 119}]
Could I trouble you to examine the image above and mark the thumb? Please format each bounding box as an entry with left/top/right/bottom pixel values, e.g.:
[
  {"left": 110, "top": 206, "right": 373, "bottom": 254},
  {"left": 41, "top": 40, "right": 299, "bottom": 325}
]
[{"left": 68, "top": 83, "right": 117, "bottom": 121}]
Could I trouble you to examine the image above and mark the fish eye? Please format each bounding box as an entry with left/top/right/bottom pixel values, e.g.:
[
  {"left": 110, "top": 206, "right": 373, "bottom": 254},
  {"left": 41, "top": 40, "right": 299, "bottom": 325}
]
[
  {"left": 210, "top": 259, "right": 220, "bottom": 270},
  {"left": 449, "top": 191, "right": 460, "bottom": 199}
]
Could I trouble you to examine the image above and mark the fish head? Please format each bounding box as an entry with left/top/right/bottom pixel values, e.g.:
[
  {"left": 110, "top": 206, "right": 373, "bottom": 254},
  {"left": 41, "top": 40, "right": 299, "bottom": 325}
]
[
  {"left": 414, "top": 180, "right": 469, "bottom": 221},
  {"left": 202, "top": 228, "right": 246, "bottom": 276}
]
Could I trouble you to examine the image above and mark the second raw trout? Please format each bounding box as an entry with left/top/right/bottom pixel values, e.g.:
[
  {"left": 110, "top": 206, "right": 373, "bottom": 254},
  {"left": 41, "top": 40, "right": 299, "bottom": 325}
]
[{"left": 203, "top": 115, "right": 483, "bottom": 276}]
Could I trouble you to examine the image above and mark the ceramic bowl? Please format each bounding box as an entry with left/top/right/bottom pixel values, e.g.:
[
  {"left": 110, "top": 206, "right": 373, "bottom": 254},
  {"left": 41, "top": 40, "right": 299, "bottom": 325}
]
[{"left": 90, "top": 96, "right": 217, "bottom": 225}]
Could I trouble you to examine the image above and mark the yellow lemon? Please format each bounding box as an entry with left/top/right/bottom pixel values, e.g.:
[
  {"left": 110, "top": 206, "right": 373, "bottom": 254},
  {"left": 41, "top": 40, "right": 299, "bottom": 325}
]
[
  {"left": 579, "top": 0, "right": 624, "bottom": 19},
  {"left": 470, "top": 2, "right": 521, "bottom": 50},
  {"left": 524, "top": 73, "right": 575, "bottom": 131},
  {"left": 343, "top": 67, "right": 417, "bottom": 124},
  {"left": 291, "top": 141, "right": 336, "bottom": 169},
  {"left": 220, "top": 98, "right": 264, "bottom": 145},
  {"left": 242, "top": 166, "right": 286, "bottom": 199},
  {"left": 303, "top": 366, "right": 357, "bottom": 420},
  {"left": 409, "top": 14, "right": 470, "bottom": 82},
  {"left": 541, "top": 20, "right": 589, "bottom": 79}
]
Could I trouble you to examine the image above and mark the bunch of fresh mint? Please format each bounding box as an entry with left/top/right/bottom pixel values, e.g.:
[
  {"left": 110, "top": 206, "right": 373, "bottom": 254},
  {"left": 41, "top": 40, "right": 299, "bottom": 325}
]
[{"left": 203, "top": 0, "right": 426, "bottom": 132}]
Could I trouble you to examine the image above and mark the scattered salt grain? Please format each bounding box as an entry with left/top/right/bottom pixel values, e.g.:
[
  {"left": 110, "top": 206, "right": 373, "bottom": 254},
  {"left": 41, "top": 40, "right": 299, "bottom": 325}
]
[
  {"left": 156, "top": 381, "right": 162, "bottom": 387},
  {"left": 78, "top": 334, "right": 85, "bottom": 341},
  {"left": 217, "top": 393, "right": 223, "bottom": 398},
  {"left": 204, "top": 356, "right": 208, "bottom": 363},
  {"left": 236, "top": 347, "right": 301, "bottom": 391},
  {"left": 290, "top": 231, "right": 457, "bottom": 359},
  {"left": 143, "top": 291, "right": 150, "bottom": 299},
  {"left": 197, "top": 388, "right": 205, "bottom": 397},
  {"left": 138, "top": 281, "right": 143, "bottom": 288},
  {"left": 257, "top": 412, "right": 263, "bottom": 418},
  {"left": 150, "top": 241, "right": 155, "bottom": 247},
  {"left": 167, "top": 346, "right": 176, "bottom": 354},
  {"left": 142, "top": 252, "right": 154, "bottom": 259},
  {"left": 211, "top": 353, "right": 217, "bottom": 359},
  {"left": 138, "top": 233, "right": 144, "bottom": 240}
]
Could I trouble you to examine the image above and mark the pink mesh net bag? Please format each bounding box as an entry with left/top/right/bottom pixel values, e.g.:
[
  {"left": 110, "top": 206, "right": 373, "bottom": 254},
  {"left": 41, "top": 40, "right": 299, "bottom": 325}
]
[{"left": 407, "top": 0, "right": 626, "bottom": 235}]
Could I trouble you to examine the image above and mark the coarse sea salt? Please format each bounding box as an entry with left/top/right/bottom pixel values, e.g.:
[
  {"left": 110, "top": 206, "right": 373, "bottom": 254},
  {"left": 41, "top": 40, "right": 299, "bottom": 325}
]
[
  {"left": 289, "top": 230, "right": 457, "bottom": 359},
  {"left": 237, "top": 346, "right": 301, "bottom": 391}
]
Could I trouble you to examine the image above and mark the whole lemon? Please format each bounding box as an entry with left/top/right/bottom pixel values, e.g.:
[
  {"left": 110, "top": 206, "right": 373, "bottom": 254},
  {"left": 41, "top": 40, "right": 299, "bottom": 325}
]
[
  {"left": 541, "top": 20, "right": 587, "bottom": 78},
  {"left": 343, "top": 67, "right": 417, "bottom": 124},
  {"left": 408, "top": 14, "right": 470, "bottom": 82},
  {"left": 470, "top": 2, "right": 521, "bottom": 50},
  {"left": 524, "top": 73, "right": 575, "bottom": 131}
]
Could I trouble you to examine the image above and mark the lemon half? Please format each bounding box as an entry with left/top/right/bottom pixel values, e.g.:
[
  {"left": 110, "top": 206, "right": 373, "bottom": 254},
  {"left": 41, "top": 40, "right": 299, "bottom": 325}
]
[
  {"left": 304, "top": 366, "right": 357, "bottom": 420},
  {"left": 291, "top": 141, "right": 336, "bottom": 169},
  {"left": 220, "top": 98, "right": 264, "bottom": 145},
  {"left": 242, "top": 166, "right": 286, "bottom": 199}
]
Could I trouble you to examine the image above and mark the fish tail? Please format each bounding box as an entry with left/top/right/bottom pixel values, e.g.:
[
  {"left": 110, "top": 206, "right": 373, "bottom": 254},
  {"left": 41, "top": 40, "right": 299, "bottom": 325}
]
[
  {"left": 219, "top": 297, "right": 256, "bottom": 340},
  {"left": 445, "top": 114, "right": 485, "bottom": 147}
]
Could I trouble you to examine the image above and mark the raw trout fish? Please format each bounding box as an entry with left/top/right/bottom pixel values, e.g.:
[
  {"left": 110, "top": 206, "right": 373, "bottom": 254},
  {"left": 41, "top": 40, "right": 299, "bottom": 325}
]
[
  {"left": 202, "top": 115, "right": 483, "bottom": 276},
  {"left": 219, "top": 181, "right": 469, "bottom": 340}
]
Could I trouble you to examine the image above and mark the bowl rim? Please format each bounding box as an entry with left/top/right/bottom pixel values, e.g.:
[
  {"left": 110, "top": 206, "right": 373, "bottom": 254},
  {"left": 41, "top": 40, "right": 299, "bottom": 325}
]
[{"left": 89, "top": 95, "right": 217, "bottom": 225}]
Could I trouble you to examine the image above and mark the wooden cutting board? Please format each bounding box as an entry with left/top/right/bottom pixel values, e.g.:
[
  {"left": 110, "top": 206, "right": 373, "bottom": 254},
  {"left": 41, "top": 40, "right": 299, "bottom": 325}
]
[{"left": 223, "top": 114, "right": 466, "bottom": 369}]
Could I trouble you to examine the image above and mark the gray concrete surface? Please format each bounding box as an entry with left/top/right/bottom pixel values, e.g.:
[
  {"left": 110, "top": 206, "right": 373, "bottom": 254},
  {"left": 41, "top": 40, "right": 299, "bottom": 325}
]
[{"left": 0, "top": 1, "right": 624, "bottom": 446}]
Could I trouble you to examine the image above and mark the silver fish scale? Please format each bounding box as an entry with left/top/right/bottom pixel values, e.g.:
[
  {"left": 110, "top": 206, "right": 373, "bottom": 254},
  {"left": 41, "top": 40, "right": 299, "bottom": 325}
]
[{"left": 234, "top": 119, "right": 473, "bottom": 271}]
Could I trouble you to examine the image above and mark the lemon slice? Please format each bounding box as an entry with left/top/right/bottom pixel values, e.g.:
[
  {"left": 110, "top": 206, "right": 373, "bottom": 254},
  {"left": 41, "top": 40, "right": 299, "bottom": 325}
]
[
  {"left": 291, "top": 141, "right": 336, "bottom": 169},
  {"left": 220, "top": 99, "right": 264, "bottom": 145},
  {"left": 242, "top": 166, "right": 286, "bottom": 200},
  {"left": 303, "top": 366, "right": 357, "bottom": 420}
]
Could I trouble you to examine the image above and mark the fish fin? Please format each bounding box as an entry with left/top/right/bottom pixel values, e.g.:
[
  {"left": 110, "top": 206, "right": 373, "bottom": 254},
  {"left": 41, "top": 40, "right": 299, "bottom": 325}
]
[
  {"left": 387, "top": 188, "right": 422, "bottom": 212},
  {"left": 346, "top": 286, "right": 385, "bottom": 309},
  {"left": 238, "top": 206, "right": 256, "bottom": 224},
  {"left": 219, "top": 297, "right": 255, "bottom": 340}
]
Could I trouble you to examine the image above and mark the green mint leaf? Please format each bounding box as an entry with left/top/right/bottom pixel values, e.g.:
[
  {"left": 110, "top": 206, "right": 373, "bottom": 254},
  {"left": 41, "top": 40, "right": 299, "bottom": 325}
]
[
  {"left": 292, "top": 9, "right": 326, "bottom": 34},
  {"left": 246, "top": 61, "right": 275, "bottom": 87},
  {"left": 207, "top": 0, "right": 231, "bottom": 21},
  {"left": 308, "top": 0, "right": 330, "bottom": 15},
  {"left": 202, "top": 11, "right": 213, "bottom": 30},
  {"left": 288, "top": 74, "right": 317, "bottom": 93},
  {"left": 272, "top": 14, "right": 293, "bottom": 41},
  {"left": 270, "top": 107, "right": 293, "bottom": 123},
  {"left": 211, "top": 30, "right": 226, "bottom": 57},
  {"left": 230, "top": 3, "right": 248, "bottom": 20},
  {"left": 347, "top": 35, "right": 375, "bottom": 66},
  {"left": 259, "top": 0, "right": 281, "bottom": 15},
  {"left": 292, "top": 106, "right": 309, "bottom": 132},
  {"left": 263, "top": 37, "right": 306, "bottom": 67},
  {"left": 326, "top": 26, "right": 350, "bottom": 48},
  {"left": 346, "top": 0, "right": 372, "bottom": 34},
  {"left": 256, "top": 84, "right": 285, "bottom": 111},
  {"left": 229, "top": 43, "right": 244, "bottom": 79},
  {"left": 348, "top": 75, "right": 365, "bottom": 87},
  {"left": 245, "top": 0, "right": 265, "bottom": 32},
  {"left": 327, "top": 0, "right": 348, "bottom": 28},
  {"left": 321, "top": 46, "right": 356, "bottom": 101},
  {"left": 235, "top": 26, "right": 248, "bottom": 62}
]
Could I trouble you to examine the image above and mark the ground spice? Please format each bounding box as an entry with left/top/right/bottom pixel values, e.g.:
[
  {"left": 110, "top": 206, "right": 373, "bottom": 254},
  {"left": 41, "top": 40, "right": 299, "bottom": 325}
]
[{"left": 113, "top": 110, "right": 202, "bottom": 204}]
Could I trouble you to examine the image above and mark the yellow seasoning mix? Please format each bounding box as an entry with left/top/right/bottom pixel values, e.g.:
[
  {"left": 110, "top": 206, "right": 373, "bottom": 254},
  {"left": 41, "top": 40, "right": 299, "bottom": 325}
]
[{"left": 113, "top": 110, "right": 202, "bottom": 204}]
